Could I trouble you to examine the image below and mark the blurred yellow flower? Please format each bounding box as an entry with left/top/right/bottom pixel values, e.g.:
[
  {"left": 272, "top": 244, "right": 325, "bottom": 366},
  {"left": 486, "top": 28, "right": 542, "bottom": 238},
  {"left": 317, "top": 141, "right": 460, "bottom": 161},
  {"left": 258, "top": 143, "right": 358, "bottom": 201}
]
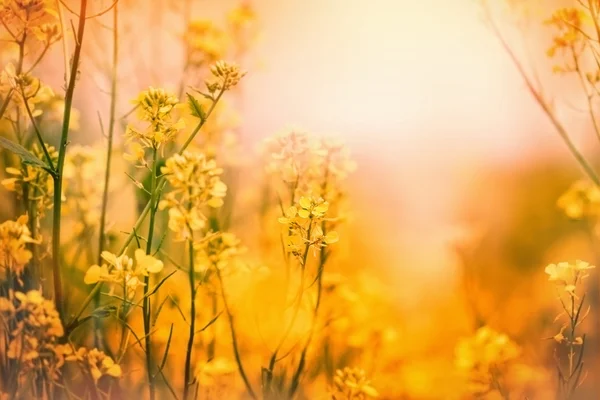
[{"left": 330, "top": 367, "right": 379, "bottom": 399}]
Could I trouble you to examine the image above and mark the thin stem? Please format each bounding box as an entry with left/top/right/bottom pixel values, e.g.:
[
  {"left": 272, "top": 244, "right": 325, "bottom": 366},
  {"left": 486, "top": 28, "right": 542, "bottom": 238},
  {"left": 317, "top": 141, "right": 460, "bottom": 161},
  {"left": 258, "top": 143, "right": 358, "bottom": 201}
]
[
  {"left": 264, "top": 220, "right": 313, "bottom": 394},
  {"left": 93, "top": 1, "right": 119, "bottom": 347},
  {"left": 216, "top": 267, "right": 256, "bottom": 399},
  {"left": 484, "top": 5, "right": 600, "bottom": 186},
  {"left": 183, "top": 238, "right": 196, "bottom": 400},
  {"left": 143, "top": 147, "right": 159, "bottom": 400},
  {"left": 19, "top": 86, "right": 55, "bottom": 171},
  {"left": 52, "top": 0, "right": 88, "bottom": 322},
  {"left": 0, "top": 89, "right": 13, "bottom": 120},
  {"left": 67, "top": 82, "right": 227, "bottom": 329}
]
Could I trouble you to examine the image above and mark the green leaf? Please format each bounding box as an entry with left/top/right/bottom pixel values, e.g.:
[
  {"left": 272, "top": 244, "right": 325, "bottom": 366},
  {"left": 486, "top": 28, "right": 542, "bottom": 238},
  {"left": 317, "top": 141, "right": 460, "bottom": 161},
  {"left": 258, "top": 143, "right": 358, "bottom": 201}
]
[
  {"left": 187, "top": 93, "right": 206, "bottom": 122},
  {"left": 0, "top": 136, "right": 50, "bottom": 170}
]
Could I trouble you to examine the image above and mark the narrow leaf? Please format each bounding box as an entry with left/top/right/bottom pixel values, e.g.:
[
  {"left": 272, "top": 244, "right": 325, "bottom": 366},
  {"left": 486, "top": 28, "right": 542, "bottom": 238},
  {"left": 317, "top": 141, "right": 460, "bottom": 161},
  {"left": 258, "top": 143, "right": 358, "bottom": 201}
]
[{"left": 0, "top": 136, "right": 49, "bottom": 170}]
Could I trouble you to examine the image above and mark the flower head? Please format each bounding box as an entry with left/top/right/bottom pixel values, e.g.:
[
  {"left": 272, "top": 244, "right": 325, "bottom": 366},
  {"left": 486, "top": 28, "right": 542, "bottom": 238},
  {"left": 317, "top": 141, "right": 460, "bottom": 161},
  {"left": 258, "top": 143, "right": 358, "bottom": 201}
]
[
  {"left": 0, "top": 215, "right": 38, "bottom": 277},
  {"left": 207, "top": 61, "right": 246, "bottom": 92},
  {"left": 63, "top": 346, "right": 121, "bottom": 383},
  {"left": 557, "top": 180, "right": 600, "bottom": 220},
  {"left": 330, "top": 367, "right": 379, "bottom": 399},
  {"left": 159, "top": 151, "right": 227, "bottom": 241},
  {"left": 545, "top": 260, "right": 595, "bottom": 295},
  {"left": 125, "top": 87, "right": 184, "bottom": 155},
  {"left": 84, "top": 250, "right": 164, "bottom": 299},
  {"left": 455, "top": 326, "right": 520, "bottom": 395}
]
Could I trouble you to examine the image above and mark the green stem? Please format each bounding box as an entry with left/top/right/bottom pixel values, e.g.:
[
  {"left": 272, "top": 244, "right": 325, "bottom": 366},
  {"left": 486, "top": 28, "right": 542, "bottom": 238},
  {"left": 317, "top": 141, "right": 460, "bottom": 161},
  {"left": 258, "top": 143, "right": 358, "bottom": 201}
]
[
  {"left": 94, "top": 0, "right": 119, "bottom": 349},
  {"left": 264, "top": 220, "right": 313, "bottom": 396},
  {"left": 183, "top": 238, "right": 196, "bottom": 400},
  {"left": 67, "top": 83, "right": 226, "bottom": 329},
  {"left": 216, "top": 266, "right": 256, "bottom": 399},
  {"left": 52, "top": 0, "right": 88, "bottom": 322},
  {"left": 143, "top": 147, "right": 159, "bottom": 400}
]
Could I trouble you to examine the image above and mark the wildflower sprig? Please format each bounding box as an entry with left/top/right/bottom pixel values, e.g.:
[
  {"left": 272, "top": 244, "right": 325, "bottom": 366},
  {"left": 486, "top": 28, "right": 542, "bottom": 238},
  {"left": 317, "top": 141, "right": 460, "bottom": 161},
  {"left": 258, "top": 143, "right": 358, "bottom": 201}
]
[
  {"left": 83, "top": 250, "right": 164, "bottom": 300},
  {"left": 330, "top": 367, "right": 379, "bottom": 400},
  {"left": 0, "top": 290, "right": 64, "bottom": 385},
  {"left": 545, "top": 8, "right": 588, "bottom": 67},
  {"left": 545, "top": 260, "right": 595, "bottom": 399},
  {"left": 455, "top": 326, "right": 520, "bottom": 398},
  {"left": 278, "top": 196, "right": 339, "bottom": 260},
  {"left": 0, "top": 215, "right": 39, "bottom": 280},
  {"left": 159, "top": 151, "right": 227, "bottom": 241},
  {"left": 125, "top": 87, "right": 185, "bottom": 165},
  {"left": 2, "top": 143, "right": 58, "bottom": 218}
]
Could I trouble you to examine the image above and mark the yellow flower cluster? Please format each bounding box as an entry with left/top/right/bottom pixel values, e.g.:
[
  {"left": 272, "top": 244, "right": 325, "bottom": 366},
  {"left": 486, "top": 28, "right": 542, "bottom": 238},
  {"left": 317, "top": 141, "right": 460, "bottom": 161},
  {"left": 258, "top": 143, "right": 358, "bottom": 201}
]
[
  {"left": 185, "top": 20, "right": 228, "bottom": 67},
  {"left": 208, "top": 61, "right": 246, "bottom": 92},
  {"left": 61, "top": 346, "right": 121, "bottom": 383},
  {"left": 0, "top": 63, "right": 55, "bottom": 122},
  {"left": 544, "top": 260, "right": 595, "bottom": 295},
  {"left": 455, "top": 326, "right": 520, "bottom": 395},
  {"left": 159, "top": 151, "right": 227, "bottom": 241},
  {"left": 264, "top": 129, "right": 311, "bottom": 183},
  {"left": 278, "top": 196, "right": 339, "bottom": 257},
  {"left": 330, "top": 367, "right": 379, "bottom": 399},
  {"left": 545, "top": 7, "right": 587, "bottom": 71},
  {"left": 125, "top": 87, "right": 184, "bottom": 158},
  {"left": 0, "top": 215, "right": 37, "bottom": 277},
  {"left": 0, "top": 290, "right": 64, "bottom": 376},
  {"left": 556, "top": 180, "right": 600, "bottom": 220},
  {"left": 194, "top": 232, "right": 244, "bottom": 274},
  {"left": 0, "top": 0, "right": 60, "bottom": 39},
  {"left": 84, "top": 250, "right": 164, "bottom": 299},
  {"left": 263, "top": 130, "right": 355, "bottom": 202},
  {"left": 227, "top": 3, "right": 257, "bottom": 34},
  {"left": 2, "top": 142, "right": 57, "bottom": 217}
]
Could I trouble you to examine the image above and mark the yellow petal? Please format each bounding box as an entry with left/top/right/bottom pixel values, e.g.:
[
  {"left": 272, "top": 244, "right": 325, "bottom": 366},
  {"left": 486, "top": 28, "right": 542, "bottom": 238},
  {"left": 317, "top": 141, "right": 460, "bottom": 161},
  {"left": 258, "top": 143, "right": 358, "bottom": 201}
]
[
  {"left": 84, "top": 265, "right": 105, "bottom": 284},
  {"left": 298, "top": 209, "right": 310, "bottom": 219},
  {"left": 299, "top": 197, "right": 311, "bottom": 209},
  {"left": 135, "top": 249, "right": 164, "bottom": 273},
  {"left": 324, "top": 231, "right": 339, "bottom": 244}
]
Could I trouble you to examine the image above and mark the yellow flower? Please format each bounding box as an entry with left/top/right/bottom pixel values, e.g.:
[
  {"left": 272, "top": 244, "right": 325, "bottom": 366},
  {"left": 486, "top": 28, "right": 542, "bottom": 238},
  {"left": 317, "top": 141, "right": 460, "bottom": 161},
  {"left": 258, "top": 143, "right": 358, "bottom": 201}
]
[
  {"left": 65, "top": 346, "right": 121, "bottom": 383},
  {"left": 0, "top": 215, "right": 39, "bottom": 276},
  {"left": 84, "top": 250, "right": 163, "bottom": 298},
  {"left": 135, "top": 248, "right": 164, "bottom": 273},
  {"left": 557, "top": 180, "right": 600, "bottom": 219},
  {"left": 194, "top": 232, "right": 245, "bottom": 274},
  {"left": 331, "top": 367, "right": 379, "bottom": 399},
  {"left": 208, "top": 60, "right": 246, "bottom": 92},
  {"left": 185, "top": 20, "right": 228, "bottom": 66},
  {"left": 455, "top": 326, "right": 520, "bottom": 395},
  {"left": 159, "top": 151, "right": 227, "bottom": 241},
  {"left": 125, "top": 87, "right": 184, "bottom": 153},
  {"left": 1, "top": 143, "right": 57, "bottom": 218},
  {"left": 545, "top": 260, "right": 595, "bottom": 295}
]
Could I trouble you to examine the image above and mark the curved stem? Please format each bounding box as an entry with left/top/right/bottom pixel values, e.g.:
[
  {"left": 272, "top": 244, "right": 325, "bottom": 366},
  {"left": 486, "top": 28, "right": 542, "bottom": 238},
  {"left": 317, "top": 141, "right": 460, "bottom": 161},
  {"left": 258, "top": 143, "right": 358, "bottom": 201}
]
[
  {"left": 67, "top": 82, "right": 226, "bottom": 329},
  {"left": 485, "top": 5, "right": 600, "bottom": 186},
  {"left": 183, "top": 238, "right": 196, "bottom": 400},
  {"left": 216, "top": 266, "right": 256, "bottom": 399},
  {"left": 143, "top": 147, "right": 159, "bottom": 400},
  {"left": 52, "top": 0, "right": 88, "bottom": 322}
]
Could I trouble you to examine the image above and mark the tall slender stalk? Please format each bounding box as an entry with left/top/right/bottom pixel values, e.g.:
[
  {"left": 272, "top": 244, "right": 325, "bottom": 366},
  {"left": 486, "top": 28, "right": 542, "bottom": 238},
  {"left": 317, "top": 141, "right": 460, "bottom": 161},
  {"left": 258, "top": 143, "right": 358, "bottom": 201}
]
[
  {"left": 143, "top": 147, "right": 159, "bottom": 400},
  {"left": 93, "top": 0, "right": 119, "bottom": 349},
  {"left": 67, "top": 86, "right": 227, "bottom": 330},
  {"left": 216, "top": 266, "right": 256, "bottom": 399},
  {"left": 183, "top": 238, "right": 196, "bottom": 400},
  {"left": 52, "top": 0, "right": 88, "bottom": 321}
]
